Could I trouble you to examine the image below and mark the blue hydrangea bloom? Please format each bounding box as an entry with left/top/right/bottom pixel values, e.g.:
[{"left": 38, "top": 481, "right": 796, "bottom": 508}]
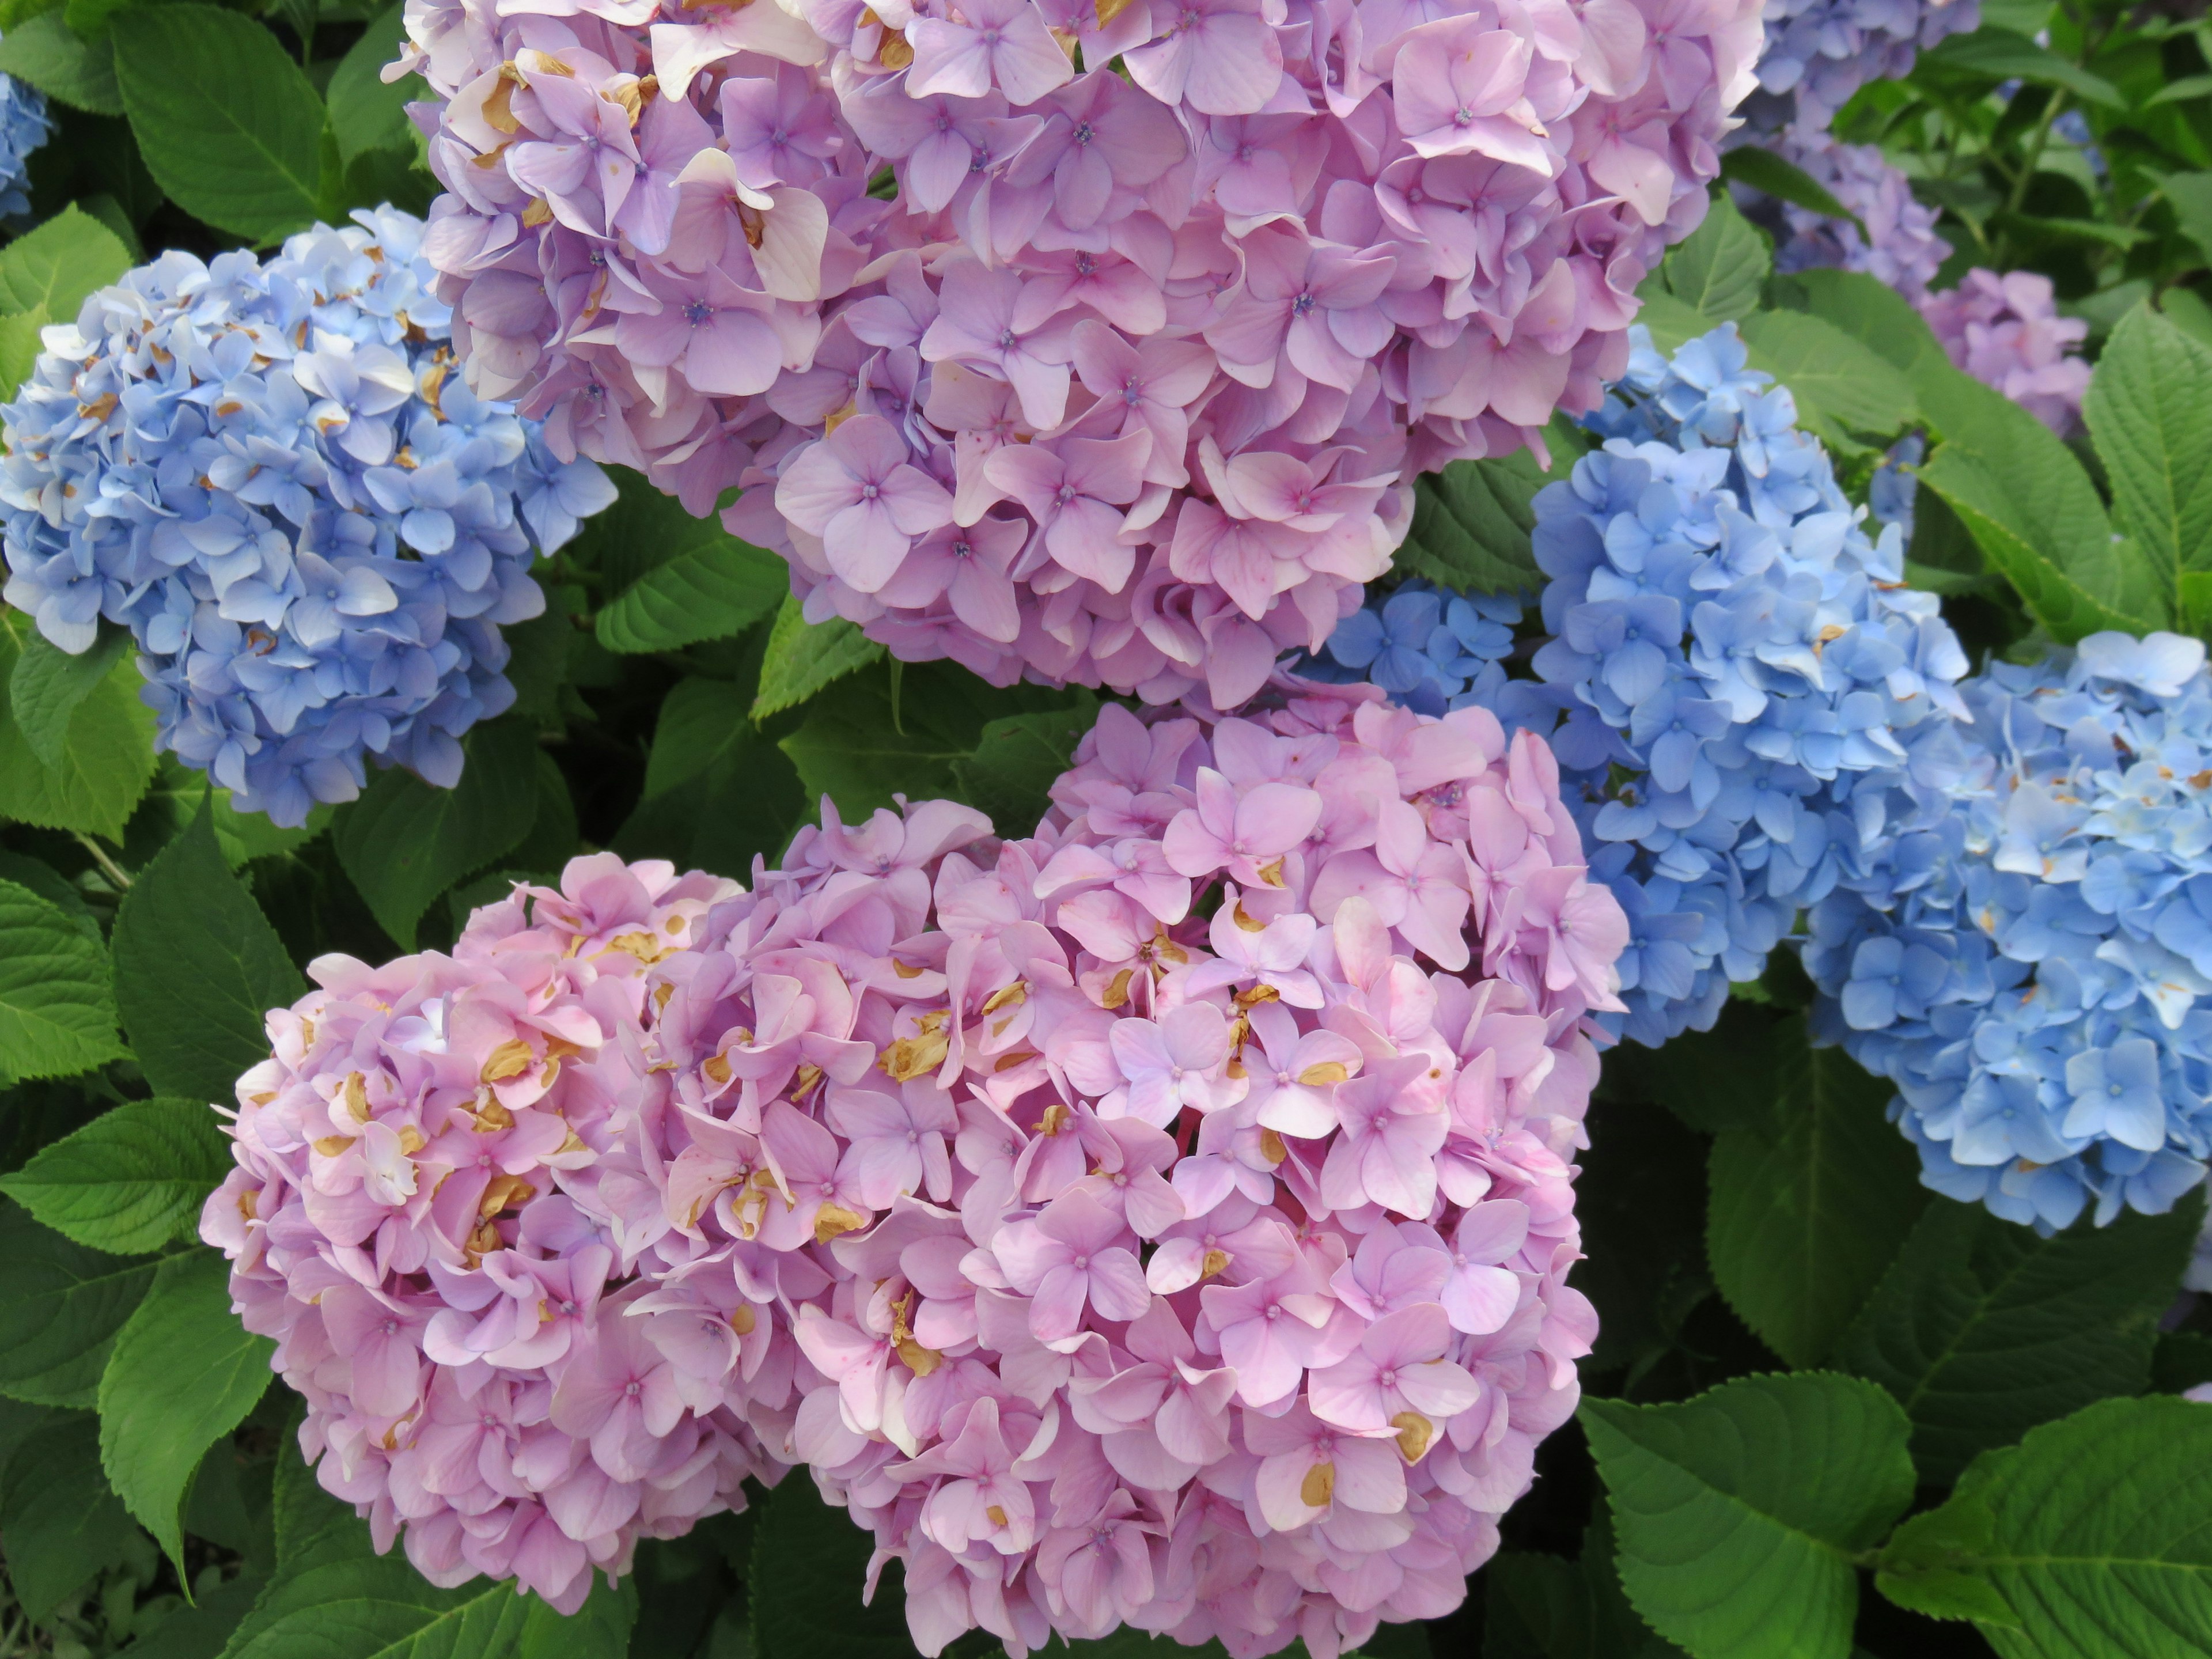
[
  {"left": 1747, "top": 0, "right": 1981, "bottom": 131},
  {"left": 1804, "top": 633, "right": 2212, "bottom": 1232},
  {"left": 0, "top": 207, "right": 615, "bottom": 827},
  {"left": 1297, "top": 579, "right": 1522, "bottom": 716},
  {"left": 1316, "top": 323, "right": 1972, "bottom": 1046},
  {"left": 0, "top": 56, "right": 51, "bottom": 220}
]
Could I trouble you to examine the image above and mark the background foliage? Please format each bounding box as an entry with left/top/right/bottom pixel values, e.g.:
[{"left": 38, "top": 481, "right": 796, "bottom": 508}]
[{"left": 3, "top": 0, "right": 2212, "bottom": 1657}]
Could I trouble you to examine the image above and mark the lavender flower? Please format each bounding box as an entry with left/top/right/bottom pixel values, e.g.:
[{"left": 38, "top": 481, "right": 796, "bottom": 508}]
[
  {"left": 1760, "top": 126, "right": 1950, "bottom": 300},
  {"left": 1749, "top": 0, "right": 1982, "bottom": 131},
  {"left": 0, "top": 207, "right": 615, "bottom": 827}
]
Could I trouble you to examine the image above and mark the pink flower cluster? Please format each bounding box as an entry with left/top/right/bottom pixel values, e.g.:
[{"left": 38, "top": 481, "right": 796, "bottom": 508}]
[
  {"left": 199, "top": 855, "right": 779, "bottom": 1612},
  {"left": 622, "top": 679, "right": 1626, "bottom": 1655},
  {"left": 1917, "top": 266, "right": 2091, "bottom": 435},
  {"left": 202, "top": 683, "right": 1628, "bottom": 1651},
  {"left": 397, "top": 0, "right": 1762, "bottom": 707}
]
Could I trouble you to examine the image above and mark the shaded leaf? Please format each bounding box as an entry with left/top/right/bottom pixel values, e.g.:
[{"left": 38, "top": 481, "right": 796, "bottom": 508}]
[
  {"left": 332, "top": 719, "right": 539, "bottom": 949},
  {"left": 1398, "top": 416, "right": 1585, "bottom": 596},
  {"left": 0, "top": 1415, "right": 139, "bottom": 1623},
  {"left": 1835, "top": 1194, "right": 2201, "bottom": 1483},
  {"left": 0, "top": 876, "right": 124, "bottom": 1082},
  {"left": 1721, "top": 146, "right": 1860, "bottom": 229},
  {"left": 326, "top": 2, "right": 417, "bottom": 165},
  {"left": 99, "top": 1248, "right": 274, "bottom": 1574},
  {"left": 1921, "top": 28, "right": 2124, "bottom": 107},
  {"left": 1706, "top": 1034, "right": 1930, "bottom": 1368},
  {"left": 113, "top": 798, "right": 304, "bottom": 1104},
  {"left": 751, "top": 1473, "right": 914, "bottom": 1659},
  {"left": 0, "top": 1201, "right": 165, "bottom": 1408},
  {"left": 950, "top": 698, "right": 1099, "bottom": 834}
]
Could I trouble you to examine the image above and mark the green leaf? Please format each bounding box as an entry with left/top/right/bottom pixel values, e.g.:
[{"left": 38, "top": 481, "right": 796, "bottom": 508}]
[
  {"left": 113, "top": 798, "right": 304, "bottom": 1104},
  {"left": 327, "top": 2, "right": 418, "bottom": 166},
  {"left": 1921, "top": 27, "right": 2125, "bottom": 108},
  {"left": 0, "top": 876, "right": 124, "bottom": 1082},
  {"left": 112, "top": 4, "right": 327, "bottom": 244},
  {"left": 0, "top": 1099, "right": 232, "bottom": 1255},
  {"left": 1766, "top": 268, "right": 1954, "bottom": 391},
  {"left": 1654, "top": 195, "right": 1770, "bottom": 323},
  {"left": 750, "top": 1472, "right": 915, "bottom": 1659},
  {"left": 1738, "top": 310, "right": 1916, "bottom": 445},
  {"left": 0, "top": 849, "right": 98, "bottom": 938},
  {"left": 622, "top": 675, "right": 807, "bottom": 877},
  {"left": 1484, "top": 1513, "right": 1687, "bottom": 1659},
  {"left": 1398, "top": 416, "right": 1586, "bottom": 595},
  {"left": 99, "top": 1247, "right": 274, "bottom": 1574},
  {"left": 0, "top": 610, "right": 160, "bottom": 841},
  {"left": 1916, "top": 367, "right": 2165, "bottom": 641},
  {"left": 0, "top": 1415, "right": 140, "bottom": 1623},
  {"left": 0, "top": 10, "right": 121, "bottom": 114},
  {"left": 1876, "top": 1397, "right": 2212, "bottom": 1654},
  {"left": 222, "top": 1557, "right": 635, "bottom": 1659},
  {"left": 594, "top": 516, "right": 789, "bottom": 655},
  {"left": 332, "top": 718, "right": 539, "bottom": 949},
  {"left": 1632, "top": 289, "right": 1722, "bottom": 357},
  {"left": 1705, "top": 1034, "right": 1930, "bottom": 1369},
  {"left": 1719, "top": 147, "right": 1861, "bottom": 230},
  {"left": 9, "top": 626, "right": 128, "bottom": 770},
  {"left": 1835, "top": 1195, "right": 2201, "bottom": 1484},
  {"left": 1582, "top": 1373, "right": 1915, "bottom": 1659},
  {"left": 0, "top": 304, "right": 48, "bottom": 395},
  {"left": 2165, "top": 172, "right": 2212, "bottom": 270},
  {"left": 145, "top": 755, "right": 334, "bottom": 870},
  {"left": 752, "top": 594, "right": 886, "bottom": 719},
  {"left": 2082, "top": 301, "right": 2212, "bottom": 610},
  {"left": 950, "top": 698, "right": 1099, "bottom": 834},
  {"left": 2149, "top": 74, "right": 2212, "bottom": 108},
  {"left": 0, "top": 1202, "right": 165, "bottom": 1408},
  {"left": 779, "top": 662, "right": 1082, "bottom": 820},
  {"left": 0, "top": 202, "right": 134, "bottom": 320}
]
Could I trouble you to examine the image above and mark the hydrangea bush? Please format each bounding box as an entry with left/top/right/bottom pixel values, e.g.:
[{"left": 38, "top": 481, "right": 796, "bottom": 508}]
[{"left": 6, "top": 3, "right": 2212, "bottom": 1659}]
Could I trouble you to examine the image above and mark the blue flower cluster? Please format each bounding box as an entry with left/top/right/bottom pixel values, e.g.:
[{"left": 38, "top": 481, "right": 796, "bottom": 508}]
[
  {"left": 1804, "top": 634, "right": 2212, "bottom": 1232},
  {"left": 0, "top": 54, "right": 50, "bottom": 220},
  {"left": 1297, "top": 580, "right": 1522, "bottom": 715},
  {"left": 1747, "top": 0, "right": 1981, "bottom": 131},
  {"left": 0, "top": 207, "right": 615, "bottom": 827},
  {"left": 1433, "top": 324, "right": 1967, "bottom": 1047}
]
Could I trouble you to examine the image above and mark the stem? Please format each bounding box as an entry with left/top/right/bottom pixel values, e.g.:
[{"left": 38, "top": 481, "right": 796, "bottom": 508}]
[
  {"left": 1995, "top": 86, "right": 2068, "bottom": 267},
  {"left": 74, "top": 832, "right": 132, "bottom": 892}
]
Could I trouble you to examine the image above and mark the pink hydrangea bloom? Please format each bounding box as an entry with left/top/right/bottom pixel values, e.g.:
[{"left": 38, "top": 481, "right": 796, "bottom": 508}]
[
  {"left": 609, "top": 677, "right": 1626, "bottom": 1656},
  {"left": 199, "top": 854, "right": 782, "bottom": 1613},
  {"left": 1917, "top": 267, "right": 2092, "bottom": 435},
  {"left": 396, "top": 0, "right": 1763, "bottom": 706}
]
